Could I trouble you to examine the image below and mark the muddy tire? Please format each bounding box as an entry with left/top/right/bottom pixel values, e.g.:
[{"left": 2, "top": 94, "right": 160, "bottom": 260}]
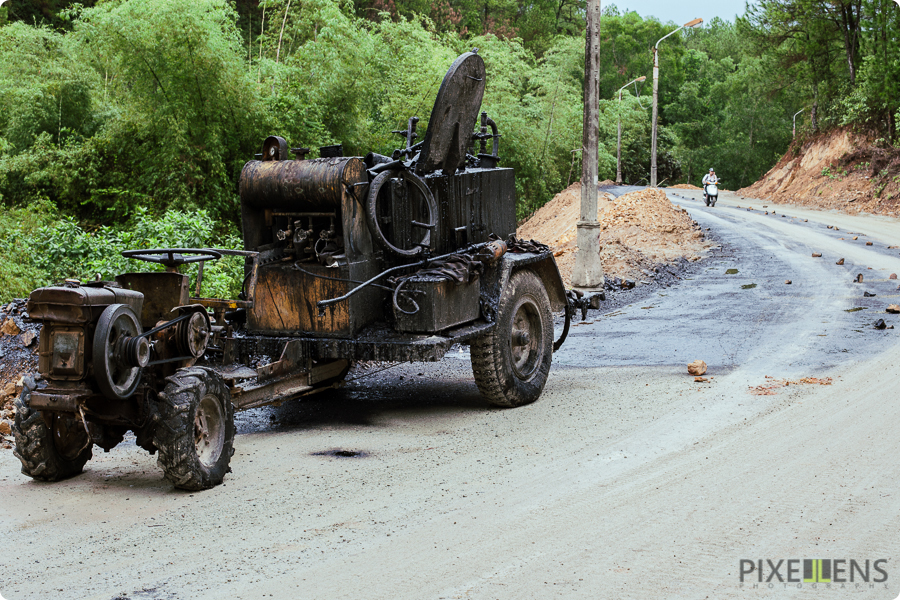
[
  {"left": 154, "top": 367, "right": 235, "bottom": 491},
  {"left": 13, "top": 387, "right": 92, "bottom": 481},
  {"left": 471, "top": 270, "right": 553, "bottom": 407}
]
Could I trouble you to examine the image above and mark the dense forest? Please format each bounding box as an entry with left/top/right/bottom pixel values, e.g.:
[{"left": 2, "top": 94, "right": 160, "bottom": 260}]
[{"left": 0, "top": 0, "right": 896, "bottom": 298}]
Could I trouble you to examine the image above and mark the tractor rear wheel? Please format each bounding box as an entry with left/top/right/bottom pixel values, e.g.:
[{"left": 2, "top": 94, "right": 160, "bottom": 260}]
[
  {"left": 13, "top": 387, "right": 92, "bottom": 481},
  {"left": 154, "top": 367, "right": 235, "bottom": 491},
  {"left": 471, "top": 270, "right": 553, "bottom": 407}
]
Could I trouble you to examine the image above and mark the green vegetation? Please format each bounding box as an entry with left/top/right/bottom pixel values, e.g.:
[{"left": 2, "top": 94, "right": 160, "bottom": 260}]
[{"left": 0, "top": 0, "right": 896, "bottom": 301}]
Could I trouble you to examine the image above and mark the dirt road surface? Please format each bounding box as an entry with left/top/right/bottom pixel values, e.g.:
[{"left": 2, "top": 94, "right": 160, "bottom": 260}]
[{"left": 2, "top": 188, "right": 899, "bottom": 600}]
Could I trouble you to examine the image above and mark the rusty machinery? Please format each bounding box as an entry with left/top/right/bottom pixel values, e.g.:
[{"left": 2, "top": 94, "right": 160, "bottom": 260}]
[{"left": 13, "top": 51, "right": 601, "bottom": 491}]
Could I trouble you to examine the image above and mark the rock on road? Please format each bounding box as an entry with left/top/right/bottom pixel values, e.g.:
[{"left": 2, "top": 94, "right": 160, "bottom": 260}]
[{"left": 1, "top": 188, "right": 899, "bottom": 600}]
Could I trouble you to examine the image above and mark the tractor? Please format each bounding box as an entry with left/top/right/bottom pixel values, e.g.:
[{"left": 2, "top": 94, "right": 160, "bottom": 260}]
[{"left": 13, "top": 51, "right": 600, "bottom": 490}]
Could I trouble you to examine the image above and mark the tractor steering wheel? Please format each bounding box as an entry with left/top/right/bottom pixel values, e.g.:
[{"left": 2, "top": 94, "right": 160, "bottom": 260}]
[{"left": 121, "top": 248, "right": 223, "bottom": 269}]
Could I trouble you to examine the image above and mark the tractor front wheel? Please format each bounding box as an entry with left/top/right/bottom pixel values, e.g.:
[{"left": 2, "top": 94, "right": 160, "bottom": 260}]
[
  {"left": 13, "top": 386, "right": 92, "bottom": 481},
  {"left": 154, "top": 367, "right": 235, "bottom": 491}
]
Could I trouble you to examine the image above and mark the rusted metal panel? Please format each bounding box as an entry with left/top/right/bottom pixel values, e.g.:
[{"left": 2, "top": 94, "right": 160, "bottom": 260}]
[
  {"left": 425, "top": 168, "right": 516, "bottom": 255},
  {"left": 393, "top": 277, "right": 480, "bottom": 333},
  {"left": 116, "top": 272, "right": 189, "bottom": 329},
  {"left": 28, "top": 285, "right": 144, "bottom": 325}
]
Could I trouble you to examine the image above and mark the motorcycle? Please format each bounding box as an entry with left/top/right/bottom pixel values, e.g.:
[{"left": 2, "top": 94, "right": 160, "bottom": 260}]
[{"left": 704, "top": 181, "right": 719, "bottom": 207}]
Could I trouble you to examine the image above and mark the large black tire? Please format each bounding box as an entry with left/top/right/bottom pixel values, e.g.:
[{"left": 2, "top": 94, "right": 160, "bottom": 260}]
[
  {"left": 154, "top": 367, "right": 235, "bottom": 491},
  {"left": 471, "top": 270, "right": 553, "bottom": 407},
  {"left": 13, "top": 386, "right": 93, "bottom": 481}
]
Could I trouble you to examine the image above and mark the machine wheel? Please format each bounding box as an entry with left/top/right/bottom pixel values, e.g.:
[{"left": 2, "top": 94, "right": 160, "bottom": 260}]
[
  {"left": 471, "top": 270, "right": 553, "bottom": 407},
  {"left": 13, "top": 387, "right": 92, "bottom": 481},
  {"left": 704, "top": 196, "right": 710, "bottom": 206},
  {"left": 154, "top": 367, "right": 235, "bottom": 491},
  {"left": 93, "top": 304, "right": 144, "bottom": 400},
  {"left": 711, "top": 197, "right": 717, "bottom": 206}
]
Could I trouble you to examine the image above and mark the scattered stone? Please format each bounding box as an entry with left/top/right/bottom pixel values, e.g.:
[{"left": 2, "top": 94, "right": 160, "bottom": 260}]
[
  {"left": 866, "top": 241, "right": 873, "bottom": 246},
  {"left": 864, "top": 291, "right": 876, "bottom": 297},
  {"left": 856, "top": 274, "right": 864, "bottom": 283},
  {"left": 836, "top": 258, "right": 844, "bottom": 265},
  {"left": 827, "top": 225, "right": 833, "bottom": 229},
  {"left": 785, "top": 280, "right": 792, "bottom": 284},
  {"left": 0, "top": 382, "right": 15, "bottom": 399},
  {"left": 804, "top": 219, "right": 808, "bottom": 222},
  {"left": 0, "top": 420, "right": 9, "bottom": 436},
  {"left": 687, "top": 360, "right": 707, "bottom": 376},
  {"left": 874, "top": 319, "right": 887, "bottom": 330},
  {"left": 811, "top": 252, "right": 822, "bottom": 257},
  {"left": 621, "top": 279, "right": 636, "bottom": 290},
  {"left": 694, "top": 376, "right": 709, "bottom": 383},
  {"left": 890, "top": 274, "right": 897, "bottom": 279},
  {"left": 835, "top": 227, "right": 839, "bottom": 231},
  {"left": 887, "top": 305, "right": 900, "bottom": 314},
  {"left": 0, "top": 319, "right": 21, "bottom": 336},
  {"left": 19, "top": 330, "right": 36, "bottom": 347},
  {"left": 853, "top": 236, "right": 859, "bottom": 240}
]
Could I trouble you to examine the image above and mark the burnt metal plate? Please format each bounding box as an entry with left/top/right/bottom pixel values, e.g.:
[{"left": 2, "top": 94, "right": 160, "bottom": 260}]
[
  {"left": 394, "top": 277, "right": 480, "bottom": 333},
  {"left": 417, "top": 52, "right": 486, "bottom": 175},
  {"left": 116, "top": 272, "right": 189, "bottom": 329}
]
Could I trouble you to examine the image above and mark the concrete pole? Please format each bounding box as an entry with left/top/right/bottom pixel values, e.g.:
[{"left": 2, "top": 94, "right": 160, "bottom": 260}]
[
  {"left": 571, "top": 0, "right": 604, "bottom": 289},
  {"left": 616, "top": 89, "right": 623, "bottom": 185},
  {"left": 650, "top": 47, "right": 659, "bottom": 188}
]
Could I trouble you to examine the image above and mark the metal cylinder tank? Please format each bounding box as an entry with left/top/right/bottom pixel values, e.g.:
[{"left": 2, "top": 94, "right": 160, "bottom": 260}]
[{"left": 240, "top": 156, "right": 367, "bottom": 210}]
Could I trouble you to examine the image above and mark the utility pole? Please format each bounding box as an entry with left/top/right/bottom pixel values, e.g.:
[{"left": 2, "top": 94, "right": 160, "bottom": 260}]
[{"left": 571, "top": 0, "right": 604, "bottom": 289}]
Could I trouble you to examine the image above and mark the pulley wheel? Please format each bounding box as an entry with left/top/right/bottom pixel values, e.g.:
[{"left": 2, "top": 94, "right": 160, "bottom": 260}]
[
  {"left": 176, "top": 311, "right": 211, "bottom": 359},
  {"left": 93, "top": 304, "right": 143, "bottom": 400}
]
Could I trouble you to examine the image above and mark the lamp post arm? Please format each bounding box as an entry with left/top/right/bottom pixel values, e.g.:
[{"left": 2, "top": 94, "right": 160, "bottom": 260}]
[{"left": 656, "top": 25, "right": 685, "bottom": 50}]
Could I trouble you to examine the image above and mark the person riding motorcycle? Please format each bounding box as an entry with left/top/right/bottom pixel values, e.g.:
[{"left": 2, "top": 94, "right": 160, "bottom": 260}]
[{"left": 702, "top": 168, "right": 720, "bottom": 203}]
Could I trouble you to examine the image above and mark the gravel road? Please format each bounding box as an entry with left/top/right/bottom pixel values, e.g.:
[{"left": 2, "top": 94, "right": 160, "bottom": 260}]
[{"left": 1, "top": 188, "right": 899, "bottom": 600}]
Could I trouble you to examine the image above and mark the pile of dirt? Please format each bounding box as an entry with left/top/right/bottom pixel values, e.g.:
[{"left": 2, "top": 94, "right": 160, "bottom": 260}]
[
  {"left": 738, "top": 128, "right": 900, "bottom": 216},
  {"left": 0, "top": 299, "right": 38, "bottom": 449},
  {"left": 669, "top": 183, "right": 702, "bottom": 190},
  {"left": 598, "top": 179, "right": 616, "bottom": 187},
  {"left": 518, "top": 182, "right": 710, "bottom": 285}
]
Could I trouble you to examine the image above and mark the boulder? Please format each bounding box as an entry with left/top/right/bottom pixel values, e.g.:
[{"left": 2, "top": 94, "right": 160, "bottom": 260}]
[
  {"left": 0, "top": 318, "right": 21, "bottom": 336},
  {"left": 687, "top": 360, "right": 707, "bottom": 376}
]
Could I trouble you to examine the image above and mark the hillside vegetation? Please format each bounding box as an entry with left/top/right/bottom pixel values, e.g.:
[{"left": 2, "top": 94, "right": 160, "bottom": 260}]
[{"left": 0, "top": 0, "right": 896, "bottom": 300}]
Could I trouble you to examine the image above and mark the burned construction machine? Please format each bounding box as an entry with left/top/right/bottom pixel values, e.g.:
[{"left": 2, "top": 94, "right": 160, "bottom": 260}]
[{"left": 13, "top": 51, "right": 600, "bottom": 491}]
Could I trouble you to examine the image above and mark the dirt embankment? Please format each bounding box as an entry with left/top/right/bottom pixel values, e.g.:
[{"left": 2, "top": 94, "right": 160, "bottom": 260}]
[
  {"left": 517, "top": 182, "right": 712, "bottom": 285},
  {"left": 738, "top": 128, "right": 900, "bottom": 216}
]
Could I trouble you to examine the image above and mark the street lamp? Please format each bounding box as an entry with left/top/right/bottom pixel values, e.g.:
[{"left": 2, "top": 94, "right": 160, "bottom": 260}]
[
  {"left": 793, "top": 108, "right": 805, "bottom": 138},
  {"left": 616, "top": 75, "right": 647, "bottom": 185},
  {"left": 650, "top": 17, "right": 702, "bottom": 188}
]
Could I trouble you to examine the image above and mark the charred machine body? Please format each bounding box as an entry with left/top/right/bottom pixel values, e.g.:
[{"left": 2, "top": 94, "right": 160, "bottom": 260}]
[{"left": 13, "top": 52, "right": 600, "bottom": 490}]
